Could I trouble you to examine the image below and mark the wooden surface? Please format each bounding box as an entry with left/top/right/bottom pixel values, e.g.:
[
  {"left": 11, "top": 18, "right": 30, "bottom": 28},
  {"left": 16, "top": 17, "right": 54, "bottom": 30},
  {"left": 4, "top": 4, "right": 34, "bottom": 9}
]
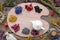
[
  {"left": 0, "top": 0, "right": 60, "bottom": 40},
  {"left": 0, "top": 7, "right": 60, "bottom": 40}
]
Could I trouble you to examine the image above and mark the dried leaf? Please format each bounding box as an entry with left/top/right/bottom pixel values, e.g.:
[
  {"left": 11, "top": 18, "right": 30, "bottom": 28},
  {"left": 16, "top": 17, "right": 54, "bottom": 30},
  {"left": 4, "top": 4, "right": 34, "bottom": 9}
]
[
  {"left": 50, "top": 17, "right": 57, "bottom": 26},
  {"left": 57, "top": 18, "right": 60, "bottom": 25},
  {"left": 26, "top": 35, "right": 32, "bottom": 40},
  {"left": 50, "top": 17, "right": 60, "bottom": 28}
]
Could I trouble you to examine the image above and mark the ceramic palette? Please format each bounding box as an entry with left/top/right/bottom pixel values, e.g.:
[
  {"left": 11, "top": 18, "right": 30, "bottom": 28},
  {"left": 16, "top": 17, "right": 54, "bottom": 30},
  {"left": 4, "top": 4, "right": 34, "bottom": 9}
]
[{"left": 7, "top": 3, "right": 49, "bottom": 37}]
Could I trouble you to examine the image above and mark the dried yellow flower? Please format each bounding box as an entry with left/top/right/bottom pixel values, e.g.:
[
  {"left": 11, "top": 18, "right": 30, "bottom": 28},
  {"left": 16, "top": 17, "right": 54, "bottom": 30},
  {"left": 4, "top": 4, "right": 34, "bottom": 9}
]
[{"left": 9, "top": 15, "right": 17, "bottom": 22}]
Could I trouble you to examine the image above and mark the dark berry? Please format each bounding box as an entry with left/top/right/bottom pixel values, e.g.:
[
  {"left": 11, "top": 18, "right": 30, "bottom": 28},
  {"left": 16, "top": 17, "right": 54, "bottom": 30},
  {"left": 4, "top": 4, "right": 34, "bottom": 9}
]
[
  {"left": 22, "top": 28, "right": 30, "bottom": 35},
  {"left": 31, "top": 29, "right": 39, "bottom": 36},
  {"left": 34, "top": 6, "right": 42, "bottom": 13},
  {"left": 50, "top": 11, "right": 55, "bottom": 16},
  {"left": 15, "top": 6, "right": 22, "bottom": 14}
]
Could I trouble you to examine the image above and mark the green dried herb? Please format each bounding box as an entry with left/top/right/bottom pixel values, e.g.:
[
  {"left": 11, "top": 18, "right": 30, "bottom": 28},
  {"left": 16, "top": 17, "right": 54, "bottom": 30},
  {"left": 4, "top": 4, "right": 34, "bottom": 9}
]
[
  {"left": 50, "top": 17, "right": 60, "bottom": 28},
  {"left": 39, "top": 0, "right": 60, "bottom": 15}
]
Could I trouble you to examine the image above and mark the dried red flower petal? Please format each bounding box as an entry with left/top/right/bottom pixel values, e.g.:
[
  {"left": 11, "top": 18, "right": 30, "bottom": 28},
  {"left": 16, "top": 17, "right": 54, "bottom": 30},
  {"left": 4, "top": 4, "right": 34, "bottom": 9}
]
[{"left": 11, "top": 24, "right": 20, "bottom": 32}]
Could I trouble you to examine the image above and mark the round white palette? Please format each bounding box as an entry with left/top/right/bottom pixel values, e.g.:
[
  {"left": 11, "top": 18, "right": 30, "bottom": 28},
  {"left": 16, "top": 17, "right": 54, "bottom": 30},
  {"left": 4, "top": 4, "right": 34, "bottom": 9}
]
[{"left": 7, "top": 3, "right": 49, "bottom": 37}]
